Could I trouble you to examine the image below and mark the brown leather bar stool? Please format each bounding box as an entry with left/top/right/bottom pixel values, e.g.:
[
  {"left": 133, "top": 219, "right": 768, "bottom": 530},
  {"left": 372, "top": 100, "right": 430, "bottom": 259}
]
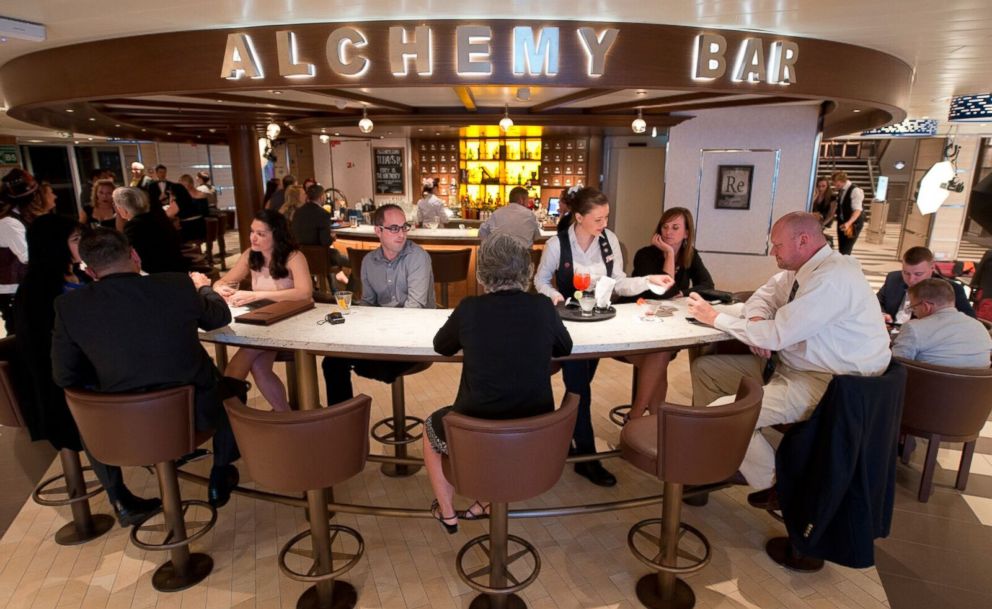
[
  {"left": 620, "top": 378, "right": 762, "bottom": 609},
  {"left": 301, "top": 245, "right": 339, "bottom": 294},
  {"left": 66, "top": 386, "right": 218, "bottom": 592},
  {"left": 372, "top": 362, "right": 431, "bottom": 477},
  {"left": 429, "top": 248, "right": 472, "bottom": 308},
  {"left": 346, "top": 247, "right": 372, "bottom": 301},
  {"left": 443, "top": 394, "right": 579, "bottom": 609},
  {"left": 0, "top": 338, "right": 114, "bottom": 546},
  {"left": 896, "top": 357, "right": 992, "bottom": 502},
  {"left": 225, "top": 395, "right": 371, "bottom": 609},
  {"left": 275, "top": 351, "right": 300, "bottom": 410},
  {"left": 190, "top": 216, "right": 218, "bottom": 267}
]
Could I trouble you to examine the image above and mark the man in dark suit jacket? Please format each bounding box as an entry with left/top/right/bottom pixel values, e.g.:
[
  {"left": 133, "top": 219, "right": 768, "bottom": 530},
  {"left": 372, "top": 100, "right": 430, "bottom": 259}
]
[
  {"left": 291, "top": 183, "right": 350, "bottom": 286},
  {"left": 113, "top": 187, "right": 190, "bottom": 273},
  {"left": 877, "top": 246, "right": 975, "bottom": 323},
  {"left": 51, "top": 228, "right": 240, "bottom": 507}
]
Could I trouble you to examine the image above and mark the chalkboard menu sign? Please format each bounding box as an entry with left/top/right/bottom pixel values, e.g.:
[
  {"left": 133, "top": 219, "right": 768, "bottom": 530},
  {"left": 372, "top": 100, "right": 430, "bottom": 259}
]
[{"left": 373, "top": 147, "right": 405, "bottom": 195}]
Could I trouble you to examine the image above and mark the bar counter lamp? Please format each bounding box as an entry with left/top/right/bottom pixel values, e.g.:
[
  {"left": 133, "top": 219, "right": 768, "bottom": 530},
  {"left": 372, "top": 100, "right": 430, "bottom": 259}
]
[
  {"left": 632, "top": 109, "right": 647, "bottom": 134},
  {"left": 358, "top": 107, "right": 374, "bottom": 134},
  {"left": 499, "top": 105, "right": 513, "bottom": 132},
  {"left": 265, "top": 122, "right": 281, "bottom": 140}
]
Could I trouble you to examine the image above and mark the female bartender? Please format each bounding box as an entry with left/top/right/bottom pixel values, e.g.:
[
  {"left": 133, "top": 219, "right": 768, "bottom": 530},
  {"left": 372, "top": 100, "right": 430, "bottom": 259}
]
[{"left": 535, "top": 187, "right": 672, "bottom": 486}]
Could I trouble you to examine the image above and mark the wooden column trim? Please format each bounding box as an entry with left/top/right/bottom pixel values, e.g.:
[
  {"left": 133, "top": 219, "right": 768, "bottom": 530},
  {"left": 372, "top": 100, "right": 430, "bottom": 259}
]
[{"left": 228, "top": 124, "right": 263, "bottom": 251}]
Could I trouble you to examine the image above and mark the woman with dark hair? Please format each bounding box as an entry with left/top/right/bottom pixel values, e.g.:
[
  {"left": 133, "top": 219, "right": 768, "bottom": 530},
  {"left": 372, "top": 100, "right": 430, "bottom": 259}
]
[
  {"left": 214, "top": 209, "right": 312, "bottom": 411},
  {"left": 424, "top": 234, "right": 573, "bottom": 532},
  {"left": 626, "top": 207, "right": 714, "bottom": 419},
  {"left": 535, "top": 187, "right": 672, "bottom": 487},
  {"left": 13, "top": 215, "right": 160, "bottom": 525}
]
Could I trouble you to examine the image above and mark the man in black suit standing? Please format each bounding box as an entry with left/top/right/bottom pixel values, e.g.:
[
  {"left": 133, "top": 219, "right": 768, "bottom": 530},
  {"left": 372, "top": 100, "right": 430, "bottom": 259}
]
[
  {"left": 51, "top": 228, "right": 240, "bottom": 507},
  {"left": 877, "top": 246, "right": 975, "bottom": 325}
]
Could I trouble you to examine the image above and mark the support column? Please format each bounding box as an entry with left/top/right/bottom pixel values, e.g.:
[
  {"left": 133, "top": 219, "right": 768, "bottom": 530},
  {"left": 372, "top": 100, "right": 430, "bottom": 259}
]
[{"left": 228, "top": 124, "right": 264, "bottom": 252}]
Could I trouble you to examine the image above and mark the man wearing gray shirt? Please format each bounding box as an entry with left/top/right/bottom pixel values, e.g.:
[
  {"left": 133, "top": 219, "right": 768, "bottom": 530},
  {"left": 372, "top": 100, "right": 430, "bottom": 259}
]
[
  {"left": 892, "top": 279, "right": 991, "bottom": 368},
  {"left": 322, "top": 204, "right": 436, "bottom": 404},
  {"left": 479, "top": 186, "right": 542, "bottom": 247}
]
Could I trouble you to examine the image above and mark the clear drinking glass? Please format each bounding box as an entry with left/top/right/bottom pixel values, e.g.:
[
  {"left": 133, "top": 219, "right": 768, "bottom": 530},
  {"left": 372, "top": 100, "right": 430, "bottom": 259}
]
[
  {"left": 579, "top": 291, "right": 596, "bottom": 317},
  {"left": 335, "top": 290, "right": 353, "bottom": 314}
]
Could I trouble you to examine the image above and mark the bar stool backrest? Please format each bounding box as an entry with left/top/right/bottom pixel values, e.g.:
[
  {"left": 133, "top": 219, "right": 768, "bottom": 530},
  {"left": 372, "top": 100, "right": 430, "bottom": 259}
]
[
  {"left": 65, "top": 385, "right": 196, "bottom": 467},
  {"left": 896, "top": 357, "right": 992, "bottom": 440},
  {"left": 225, "top": 395, "right": 371, "bottom": 493},
  {"left": 658, "top": 377, "right": 762, "bottom": 485},
  {"left": 0, "top": 337, "right": 24, "bottom": 428},
  {"left": 300, "top": 245, "right": 333, "bottom": 277},
  {"left": 346, "top": 247, "right": 373, "bottom": 300},
  {"left": 443, "top": 394, "right": 578, "bottom": 503},
  {"left": 429, "top": 249, "right": 472, "bottom": 284}
]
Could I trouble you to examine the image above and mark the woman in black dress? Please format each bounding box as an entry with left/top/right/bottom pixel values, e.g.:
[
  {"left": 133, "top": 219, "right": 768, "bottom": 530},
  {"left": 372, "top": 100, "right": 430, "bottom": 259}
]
[
  {"left": 627, "top": 207, "right": 713, "bottom": 419},
  {"left": 423, "top": 234, "right": 573, "bottom": 533},
  {"left": 80, "top": 179, "right": 118, "bottom": 229}
]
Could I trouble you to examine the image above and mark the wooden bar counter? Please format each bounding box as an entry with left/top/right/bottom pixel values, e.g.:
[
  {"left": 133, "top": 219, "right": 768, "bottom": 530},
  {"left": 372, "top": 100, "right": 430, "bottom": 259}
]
[{"left": 333, "top": 225, "right": 556, "bottom": 306}]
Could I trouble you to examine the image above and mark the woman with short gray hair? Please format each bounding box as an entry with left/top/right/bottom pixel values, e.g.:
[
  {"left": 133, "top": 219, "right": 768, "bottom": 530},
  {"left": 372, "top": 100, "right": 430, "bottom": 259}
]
[{"left": 422, "top": 234, "right": 573, "bottom": 533}]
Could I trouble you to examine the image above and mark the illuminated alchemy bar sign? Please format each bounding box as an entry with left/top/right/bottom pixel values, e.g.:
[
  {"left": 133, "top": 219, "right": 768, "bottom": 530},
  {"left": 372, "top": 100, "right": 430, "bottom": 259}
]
[{"left": 219, "top": 25, "right": 798, "bottom": 84}]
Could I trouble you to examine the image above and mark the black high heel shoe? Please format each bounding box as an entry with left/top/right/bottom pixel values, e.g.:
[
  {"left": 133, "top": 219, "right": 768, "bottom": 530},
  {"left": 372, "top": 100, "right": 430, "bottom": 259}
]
[{"left": 430, "top": 499, "right": 458, "bottom": 534}]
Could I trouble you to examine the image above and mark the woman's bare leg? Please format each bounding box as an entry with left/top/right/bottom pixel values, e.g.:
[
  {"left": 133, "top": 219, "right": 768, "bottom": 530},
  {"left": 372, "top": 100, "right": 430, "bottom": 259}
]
[
  {"left": 627, "top": 351, "right": 674, "bottom": 418},
  {"left": 248, "top": 350, "right": 290, "bottom": 411},
  {"left": 423, "top": 435, "right": 457, "bottom": 524}
]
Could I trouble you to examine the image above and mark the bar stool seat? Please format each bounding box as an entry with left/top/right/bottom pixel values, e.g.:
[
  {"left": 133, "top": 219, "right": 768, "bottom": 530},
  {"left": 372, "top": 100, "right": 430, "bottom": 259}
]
[
  {"left": 620, "top": 378, "right": 761, "bottom": 609},
  {"left": 442, "top": 394, "right": 578, "bottom": 609},
  {"left": 66, "top": 385, "right": 218, "bottom": 593},
  {"left": 225, "top": 394, "right": 372, "bottom": 609},
  {"left": 0, "top": 336, "right": 114, "bottom": 546},
  {"left": 429, "top": 248, "right": 471, "bottom": 308}
]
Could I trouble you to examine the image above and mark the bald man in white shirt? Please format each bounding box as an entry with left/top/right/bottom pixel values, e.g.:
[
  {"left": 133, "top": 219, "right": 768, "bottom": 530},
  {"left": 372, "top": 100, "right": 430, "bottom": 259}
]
[{"left": 687, "top": 212, "right": 891, "bottom": 500}]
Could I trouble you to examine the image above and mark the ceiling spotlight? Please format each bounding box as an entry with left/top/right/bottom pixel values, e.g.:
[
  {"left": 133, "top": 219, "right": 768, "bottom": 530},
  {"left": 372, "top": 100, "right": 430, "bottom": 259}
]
[
  {"left": 266, "top": 122, "right": 281, "bottom": 139},
  {"left": 516, "top": 87, "right": 531, "bottom": 102},
  {"left": 57, "top": 131, "right": 71, "bottom": 138},
  {"left": 334, "top": 99, "right": 348, "bottom": 110},
  {"left": 319, "top": 134, "right": 330, "bottom": 144},
  {"left": 631, "top": 109, "right": 647, "bottom": 134},
  {"left": 635, "top": 89, "right": 647, "bottom": 97},
  {"left": 499, "top": 105, "right": 513, "bottom": 132},
  {"left": 334, "top": 132, "right": 340, "bottom": 136},
  {"left": 651, "top": 126, "right": 658, "bottom": 138},
  {"left": 358, "top": 106, "right": 374, "bottom": 134},
  {"left": 894, "top": 160, "right": 906, "bottom": 170}
]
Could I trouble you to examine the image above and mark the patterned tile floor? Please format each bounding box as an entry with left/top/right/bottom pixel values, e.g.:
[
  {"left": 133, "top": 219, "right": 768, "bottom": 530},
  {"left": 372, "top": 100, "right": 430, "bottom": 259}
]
[{"left": 0, "top": 226, "right": 989, "bottom": 609}]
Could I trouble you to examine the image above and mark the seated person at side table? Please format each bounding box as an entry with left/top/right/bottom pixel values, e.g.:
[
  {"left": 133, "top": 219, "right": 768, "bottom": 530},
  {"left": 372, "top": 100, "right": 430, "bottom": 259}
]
[
  {"left": 878, "top": 246, "right": 975, "bottom": 324},
  {"left": 424, "top": 235, "right": 573, "bottom": 533},
  {"left": 625, "top": 207, "right": 714, "bottom": 420},
  {"left": 687, "top": 212, "right": 891, "bottom": 509},
  {"left": 113, "top": 187, "right": 190, "bottom": 274},
  {"left": 291, "top": 183, "right": 349, "bottom": 287},
  {"left": 51, "top": 228, "right": 242, "bottom": 508},
  {"left": 478, "top": 186, "right": 541, "bottom": 247},
  {"left": 892, "top": 278, "right": 991, "bottom": 368},
  {"left": 322, "top": 204, "right": 436, "bottom": 404}
]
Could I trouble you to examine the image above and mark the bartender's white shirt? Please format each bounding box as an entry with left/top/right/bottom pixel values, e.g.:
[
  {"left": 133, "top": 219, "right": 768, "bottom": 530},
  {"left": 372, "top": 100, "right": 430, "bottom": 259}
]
[{"left": 535, "top": 225, "right": 649, "bottom": 301}]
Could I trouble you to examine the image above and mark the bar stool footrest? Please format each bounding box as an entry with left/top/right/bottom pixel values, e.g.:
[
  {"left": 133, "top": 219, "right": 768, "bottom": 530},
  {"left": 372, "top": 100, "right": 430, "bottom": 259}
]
[
  {"left": 131, "top": 499, "right": 217, "bottom": 551},
  {"left": 455, "top": 533, "right": 541, "bottom": 596},
  {"left": 278, "top": 525, "right": 364, "bottom": 583},
  {"left": 32, "top": 468, "right": 104, "bottom": 507},
  {"left": 609, "top": 405, "right": 632, "bottom": 427},
  {"left": 628, "top": 518, "right": 711, "bottom": 575},
  {"left": 371, "top": 416, "right": 424, "bottom": 445}
]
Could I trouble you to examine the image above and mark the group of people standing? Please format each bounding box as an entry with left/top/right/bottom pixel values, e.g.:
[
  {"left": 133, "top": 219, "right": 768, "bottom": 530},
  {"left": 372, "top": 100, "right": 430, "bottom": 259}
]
[{"left": 811, "top": 170, "right": 866, "bottom": 255}]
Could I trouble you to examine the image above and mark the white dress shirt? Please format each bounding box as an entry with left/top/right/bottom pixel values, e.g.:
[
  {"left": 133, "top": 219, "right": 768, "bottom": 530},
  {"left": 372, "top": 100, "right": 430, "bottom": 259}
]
[
  {"left": 714, "top": 244, "right": 891, "bottom": 376},
  {"left": 892, "top": 307, "right": 992, "bottom": 369},
  {"left": 0, "top": 215, "right": 28, "bottom": 294},
  {"left": 535, "top": 225, "right": 650, "bottom": 301}
]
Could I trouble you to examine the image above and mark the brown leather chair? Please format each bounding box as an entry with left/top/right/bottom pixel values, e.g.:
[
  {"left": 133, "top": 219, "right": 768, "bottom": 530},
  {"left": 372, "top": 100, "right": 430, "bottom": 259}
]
[
  {"left": 215, "top": 211, "right": 231, "bottom": 270},
  {"left": 0, "top": 338, "right": 114, "bottom": 546},
  {"left": 225, "top": 395, "right": 371, "bottom": 609},
  {"left": 620, "top": 378, "right": 762, "bottom": 609},
  {"left": 896, "top": 357, "right": 992, "bottom": 502},
  {"left": 66, "top": 386, "right": 218, "bottom": 592},
  {"left": 429, "top": 248, "right": 471, "bottom": 308},
  {"left": 346, "top": 247, "right": 372, "bottom": 301},
  {"left": 442, "top": 394, "right": 579, "bottom": 609},
  {"left": 188, "top": 216, "right": 218, "bottom": 267},
  {"left": 301, "top": 245, "right": 340, "bottom": 293}
]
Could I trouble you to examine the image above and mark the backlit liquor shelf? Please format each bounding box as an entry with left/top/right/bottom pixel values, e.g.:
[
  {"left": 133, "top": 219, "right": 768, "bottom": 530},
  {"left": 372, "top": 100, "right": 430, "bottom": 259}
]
[{"left": 412, "top": 126, "right": 590, "bottom": 217}]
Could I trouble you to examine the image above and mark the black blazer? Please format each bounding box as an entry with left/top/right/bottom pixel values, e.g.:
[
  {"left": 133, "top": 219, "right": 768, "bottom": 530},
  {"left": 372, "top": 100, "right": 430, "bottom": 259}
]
[
  {"left": 291, "top": 202, "right": 334, "bottom": 247},
  {"left": 434, "top": 290, "right": 572, "bottom": 420},
  {"left": 775, "top": 362, "right": 906, "bottom": 568},
  {"left": 876, "top": 270, "right": 975, "bottom": 319},
  {"left": 124, "top": 212, "right": 190, "bottom": 274},
  {"left": 51, "top": 272, "right": 231, "bottom": 430},
  {"left": 629, "top": 246, "right": 714, "bottom": 300}
]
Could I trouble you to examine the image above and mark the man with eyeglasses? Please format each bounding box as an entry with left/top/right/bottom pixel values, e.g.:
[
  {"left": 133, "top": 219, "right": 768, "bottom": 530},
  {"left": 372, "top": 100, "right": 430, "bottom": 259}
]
[
  {"left": 322, "top": 204, "right": 436, "bottom": 405},
  {"left": 892, "top": 278, "right": 990, "bottom": 368},
  {"left": 877, "top": 246, "right": 975, "bottom": 326}
]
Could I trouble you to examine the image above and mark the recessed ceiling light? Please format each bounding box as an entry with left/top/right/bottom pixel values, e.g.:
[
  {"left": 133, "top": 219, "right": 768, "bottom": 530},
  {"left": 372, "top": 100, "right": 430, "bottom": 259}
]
[
  {"left": 417, "top": 128, "right": 423, "bottom": 132},
  {"left": 88, "top": 117, "right": 95, "bottom": 121},
  {"left": 387, "top": 131, "right": 393, "bottom": 135},
  {"left": 334, "top": 132, "right": 340, "bottom": 136},
  {"left": 167, "top": 132, "right": 172, "bottom": 135},
  {"left": 114, "top": 123, "right": 120, "bottom": 127},
  {"left": 87, "top": 137, "right": 93, "bottom": 141},
  {"left": 852, "top": 109, "right": 861, "bottom": 113},
  {"left": 379, "top": 135, "right": 384, "bottom": 139},
  {"left": 635, "top": 89, "right": 647, "bottom": 96},
  {"left": 216, "top": 99, "right": 223, "bottom": 103},
  {"left": 141, "top": 128, "right": 147, "bottom": 132},
  {"left": 66, "top": 108, "right": 74, "bottom": 113}
]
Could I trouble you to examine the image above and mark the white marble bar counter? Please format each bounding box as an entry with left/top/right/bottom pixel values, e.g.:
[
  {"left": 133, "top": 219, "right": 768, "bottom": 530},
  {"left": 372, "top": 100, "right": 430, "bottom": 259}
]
[
  {"left": 333, "top": 225, "right": 556, "bottom": 246},
  {"left": 200, "top": 299, "right": 736, "bottom": 362}
]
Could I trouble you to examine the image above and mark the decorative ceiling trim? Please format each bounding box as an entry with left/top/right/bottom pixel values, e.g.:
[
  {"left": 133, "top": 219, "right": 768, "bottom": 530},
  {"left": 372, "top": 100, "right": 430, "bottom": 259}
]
[{"left": 529, "top": 89, "right": 621, "bottom": 113}]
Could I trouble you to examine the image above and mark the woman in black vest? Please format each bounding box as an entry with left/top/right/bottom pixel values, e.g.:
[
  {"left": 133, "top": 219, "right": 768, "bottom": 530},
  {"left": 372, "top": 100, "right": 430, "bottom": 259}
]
[{"left": 534, "top": 187, "right": 672, "bottom": 487}]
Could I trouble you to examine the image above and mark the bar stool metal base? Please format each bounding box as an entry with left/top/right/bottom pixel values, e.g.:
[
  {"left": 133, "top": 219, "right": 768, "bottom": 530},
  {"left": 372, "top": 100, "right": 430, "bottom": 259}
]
[
  {"left": 54, "top": 513, "right": 115, "bottom": 546},
  {"left": 635, "top": 574, "right": 695, "bottom": 609},
  {"left": 765, "top": 537, "right": 824, "bottom": 573},
  {"left": 151, "top": 552, "right": 214, "bottom": 592},
  {"left": 297, "top": 581, "right": 357, "bottom": 609},
  {"left": 609, "top": 405, "right": 631, "bottom": 427},
  {"left": 468, "top": 592, "right": 528, "bottom": 609},
  {"left": 379, "top": 462, "right": 421, "bottom": 477}
]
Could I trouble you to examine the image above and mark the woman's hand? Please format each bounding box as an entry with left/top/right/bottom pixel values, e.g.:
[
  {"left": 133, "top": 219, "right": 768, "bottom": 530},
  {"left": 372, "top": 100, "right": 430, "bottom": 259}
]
[
  {"left": 189, "top": 272, "right": 211, "bottom": 289},
  {"left": 165, "top": 200, "right": 179, "bottom": 218},
  {"left": 228, "top": 290, "right": 259, "bottom": 307},
  {"left": 214, "top": 282, "right": 237, "bottom": 298},
  {"left": 651, "top": 233, "right": 674, "bottom": 254},
  {"left": 549, "top": 292, "right": 564, "bottom": 306},
  {"left": 647, "top": 274, "right": 675, "bottom": 291}
]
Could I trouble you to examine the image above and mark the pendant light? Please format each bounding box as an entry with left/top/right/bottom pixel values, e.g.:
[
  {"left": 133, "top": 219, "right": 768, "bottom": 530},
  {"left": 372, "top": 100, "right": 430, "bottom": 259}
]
[
  {"left": 631, "top": 109, "right": 646, "bottom": 134},
  {"left": 358, "top": 106, "right": 374, "bottom": 134},
  {"left": 499, "top": 105, "right": 513, "bottom": 132},
  {"left": 265, "top": 122, "right": 281, "bottom": 139}
]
